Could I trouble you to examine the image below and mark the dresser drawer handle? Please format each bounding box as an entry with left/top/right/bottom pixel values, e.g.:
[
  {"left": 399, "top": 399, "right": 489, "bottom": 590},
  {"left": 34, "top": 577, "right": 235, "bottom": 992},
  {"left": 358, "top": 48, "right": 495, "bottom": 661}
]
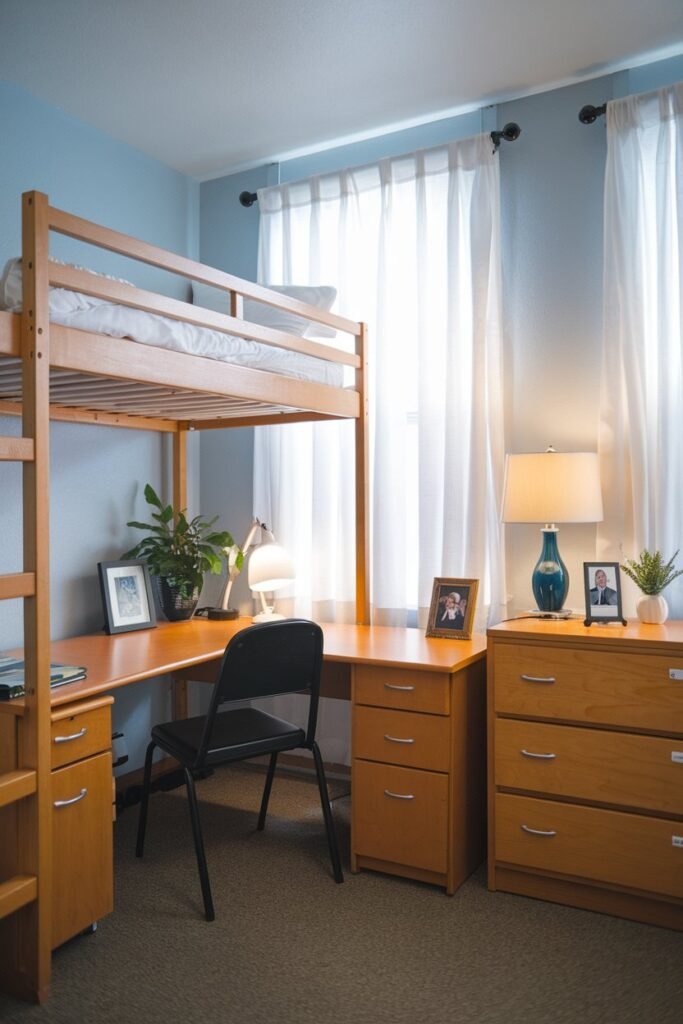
[
  {"left": 53, "top": 726, "right": 88, "bottom": 744},
  {"left": 384, "top": 789, "right": 415, "bottom": 800},
  {"left": 521, "top": 749, "right": 557, "bottom": 760},
  {"left": 384, "top": 683, "right": 416, "bottom": 692},
  {"left": 520, "top": 674, "right": 556, "bottom": 684},
  {"left": 384, "top": 734, "right": 415, "bottom": 745},
  {"left": 54, "top": 787, "right": 88, "bottom": 809},
  {"left": 521, "top": 824, "right": 557, "bottom": 837}
]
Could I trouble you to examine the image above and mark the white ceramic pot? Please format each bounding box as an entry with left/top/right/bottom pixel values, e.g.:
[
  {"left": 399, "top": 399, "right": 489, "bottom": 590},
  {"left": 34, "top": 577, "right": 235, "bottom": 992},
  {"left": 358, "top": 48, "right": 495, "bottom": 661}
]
[{"left": 636, "top": 594, "right": 669, "bottom": 624}]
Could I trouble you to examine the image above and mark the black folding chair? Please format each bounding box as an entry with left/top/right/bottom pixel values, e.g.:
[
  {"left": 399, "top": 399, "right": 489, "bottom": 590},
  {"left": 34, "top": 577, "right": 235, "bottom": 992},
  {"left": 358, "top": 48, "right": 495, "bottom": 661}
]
[{"left": 135, "top": 619, "right": 343, "bottom": 920}]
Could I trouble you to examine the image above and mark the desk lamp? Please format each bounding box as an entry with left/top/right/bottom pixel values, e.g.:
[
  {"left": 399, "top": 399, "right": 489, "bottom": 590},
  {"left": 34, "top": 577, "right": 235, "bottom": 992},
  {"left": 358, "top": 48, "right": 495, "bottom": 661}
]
[
  {"left": 211, "top": 518, "right": 294, "bottom": 622},
  {"left": 502, "top": 447, "right": 603, "bottom": 616}
]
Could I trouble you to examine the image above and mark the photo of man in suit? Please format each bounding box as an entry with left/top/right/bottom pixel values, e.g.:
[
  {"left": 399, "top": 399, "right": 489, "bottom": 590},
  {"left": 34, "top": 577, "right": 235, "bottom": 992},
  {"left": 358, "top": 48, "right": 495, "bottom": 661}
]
[{"left": 590, "top": 568, "right": 618, "bottom": 606}]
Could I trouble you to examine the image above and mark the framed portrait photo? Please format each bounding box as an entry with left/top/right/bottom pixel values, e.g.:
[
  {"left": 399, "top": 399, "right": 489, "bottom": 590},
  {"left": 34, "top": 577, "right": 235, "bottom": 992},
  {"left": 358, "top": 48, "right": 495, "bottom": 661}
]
[
  {"left": 98, "top": 559, "right": 157, "bottom": 635},
  {"left": 426, "top": 578, "right": 479, "bottom": 639},
  {"left": 583, "top": 562, "right": 626, "bottom": 626}
]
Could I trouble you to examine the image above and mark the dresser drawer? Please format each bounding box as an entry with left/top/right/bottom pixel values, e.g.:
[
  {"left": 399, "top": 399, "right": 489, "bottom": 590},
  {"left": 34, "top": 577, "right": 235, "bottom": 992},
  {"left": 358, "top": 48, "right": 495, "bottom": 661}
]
[
  {"left": 354, "top": 665, "right": 450, "bottom": 715},
  {"left": 494, "top": 643, "right": 683, "bottom": 732},
  {"left": 495, "top": 719, "right": 683, "bottom": 816},
  {"left": 353, "top": 705, "right": 450, "bottom": 772},
  {"left": 50, "top": 701, "right": 112, "bottom": 770},
  {"left": 353, "top": 760, "right": 448, "bottom": 873},
  {"left": 495, "top": 793, "right": 683, "bottom": 900}
]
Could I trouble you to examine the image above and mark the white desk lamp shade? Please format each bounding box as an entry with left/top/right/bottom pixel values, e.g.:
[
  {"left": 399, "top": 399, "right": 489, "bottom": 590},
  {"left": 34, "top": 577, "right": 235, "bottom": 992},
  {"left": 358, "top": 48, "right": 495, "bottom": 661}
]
[
  {"left": 248, "top": 542, "right": 295, "bottom": 594},
  {"left": 502, "top": 452, "right": 603, "bottom": 524}
]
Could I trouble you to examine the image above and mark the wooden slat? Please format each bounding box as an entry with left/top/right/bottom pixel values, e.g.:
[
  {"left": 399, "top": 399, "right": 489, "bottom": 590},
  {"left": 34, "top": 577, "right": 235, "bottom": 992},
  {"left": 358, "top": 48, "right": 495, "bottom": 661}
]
[
  {"left": 191, "top": 411, "right": 345, "bottom": 429},
  {"left": 0, "top": 310, "right": 21, "bottom": 356},
  {"left": 0, "top": 770, "right": 37, "bottom": 809},
  {"left": 0, "top": 437, "right": 34, "bottom": 461},
  {"left": 0, "top": 573, "right": 35, "bottom": 600},
  {"left": 0, "top": 399, "right": 177, "bottom": 433},
  {"left": 48, "top": 264, "right": 359, "bottom": 368},
  {"left": 49, "top": 325, "right": 359, "bottom": 418},
  {"left": 0, "top": 876, "right": 37, "bottom": 922},
  {"left": 48, "top": 206, "right": 361, "bottom": 336}
]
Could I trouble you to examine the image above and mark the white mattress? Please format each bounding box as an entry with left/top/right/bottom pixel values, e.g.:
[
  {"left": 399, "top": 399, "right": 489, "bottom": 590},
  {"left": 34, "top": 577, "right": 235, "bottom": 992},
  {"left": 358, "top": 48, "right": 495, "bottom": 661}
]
[{"left": 0, "top": 258, "right": 344, "bottom": 388}]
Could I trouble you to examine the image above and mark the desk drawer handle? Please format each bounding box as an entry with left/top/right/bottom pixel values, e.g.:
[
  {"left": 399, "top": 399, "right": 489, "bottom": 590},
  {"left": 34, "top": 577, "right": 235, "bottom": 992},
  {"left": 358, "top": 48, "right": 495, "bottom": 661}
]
[
  {"left": 53, "top": 726, "right": 88, "bottom": 744},
  {"left": 384, "top": 683, "right": 415, "bottom": 692},
  {"left": 521, "top": 749, "right": 556, "bottom": 760},
  {"left": 521, "top": 824, "right": 557, "bottom": 837},
  {"left": 384, "top": 789, "right": 415, "bottom": 800},
  {"left": 54, "top": 788, "right": 88, "bottom": 809},
  {"left": 520, "top": 674, "right": 556, "bottom": 684},
  {"left": 384, "top": 734, "right": 415, "bottom": 745}
]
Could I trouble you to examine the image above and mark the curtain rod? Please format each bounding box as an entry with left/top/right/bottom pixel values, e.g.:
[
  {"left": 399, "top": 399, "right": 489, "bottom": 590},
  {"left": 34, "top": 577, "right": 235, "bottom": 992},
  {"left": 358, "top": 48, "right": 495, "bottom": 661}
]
[
  {"left": 238, "top": 122, "right": 522, "bottom": 207},
  {"left": 578, "top": 103, "right": 607, "bottom": 124}
]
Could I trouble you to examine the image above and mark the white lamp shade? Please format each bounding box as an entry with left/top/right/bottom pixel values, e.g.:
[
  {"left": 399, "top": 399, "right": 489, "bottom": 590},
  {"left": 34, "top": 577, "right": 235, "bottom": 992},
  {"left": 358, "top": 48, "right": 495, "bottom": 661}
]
[
  {"left": 248, "top": 541, "right": 295, "bottom": 592},
  {"left": 502, "top": 451, "right": 603, "bottom": 524}
]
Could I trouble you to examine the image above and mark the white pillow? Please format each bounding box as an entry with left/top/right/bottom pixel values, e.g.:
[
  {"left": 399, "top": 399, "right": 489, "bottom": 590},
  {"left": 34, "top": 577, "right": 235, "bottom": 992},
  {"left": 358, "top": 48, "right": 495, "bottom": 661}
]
[
  {"left": 0, "top": 257, "right": 134, "bottom": 314},
  {"left": 192, "top": 281, "right": 337, "bottom": 339}
]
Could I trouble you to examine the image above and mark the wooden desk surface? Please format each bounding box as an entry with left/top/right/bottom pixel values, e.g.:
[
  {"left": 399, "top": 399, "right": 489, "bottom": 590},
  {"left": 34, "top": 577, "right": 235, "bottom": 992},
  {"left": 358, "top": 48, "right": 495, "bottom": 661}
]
[
  {"left": 1, "top": 618, "right": 486, "bottom": 716},
  {"left": 487, "top": 616, "right": 683, "bottom": 652}
]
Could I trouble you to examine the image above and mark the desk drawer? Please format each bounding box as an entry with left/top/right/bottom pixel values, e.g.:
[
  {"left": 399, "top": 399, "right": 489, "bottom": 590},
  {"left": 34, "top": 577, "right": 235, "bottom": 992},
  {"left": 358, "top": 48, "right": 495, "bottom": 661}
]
[
  {"left": 354, "top": 665, "right": 450, "bottom": 715},
  {"left": 495, "top": 793, "right": 683, "bottom": 900},
  {"left": 353, "top": 760, "right": 448, "bottom": 873},
  {"left": 353, "top": 705, "right": 450, "bottom": 772},
  {"left": 51, "top": 701, "right": 112, "bottom": 770},
  {"left": 495, "top": 719, "right": 683, "bottom": 816},
  {"left": 494, "top": 643, "right": 683, "bottom": 732}
]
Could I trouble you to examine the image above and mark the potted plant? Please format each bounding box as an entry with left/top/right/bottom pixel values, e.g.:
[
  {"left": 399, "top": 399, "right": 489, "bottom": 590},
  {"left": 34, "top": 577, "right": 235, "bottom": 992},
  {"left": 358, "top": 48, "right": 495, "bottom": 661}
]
[
  {"left": 621, "top": 549, "right": 683, "bottom": 624},
  {"left": 124, "top": 484, "right": 240, "bottom": 621}
]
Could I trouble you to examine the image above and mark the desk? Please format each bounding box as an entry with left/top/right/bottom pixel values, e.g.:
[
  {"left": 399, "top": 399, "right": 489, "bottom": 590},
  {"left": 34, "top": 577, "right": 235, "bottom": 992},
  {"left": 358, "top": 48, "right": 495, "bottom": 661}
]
[{"left": 0, "top": 619, "right": 487, "bottom": 950}]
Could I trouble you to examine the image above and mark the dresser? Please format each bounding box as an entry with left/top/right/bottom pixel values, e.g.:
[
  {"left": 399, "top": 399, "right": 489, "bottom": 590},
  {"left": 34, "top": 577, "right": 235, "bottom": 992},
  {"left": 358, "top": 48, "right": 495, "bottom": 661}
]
[
  {"left": 351, "top": 648, "right": 487, "bottom": 894},
  {"left": 487, "top": 619, "right": 683, "bottom": 929}
]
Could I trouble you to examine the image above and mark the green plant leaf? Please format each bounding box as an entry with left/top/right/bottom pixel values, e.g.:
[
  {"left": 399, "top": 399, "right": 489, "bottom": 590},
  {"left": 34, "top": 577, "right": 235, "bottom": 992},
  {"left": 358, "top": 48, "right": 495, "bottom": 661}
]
[{"left": 144, "top": 483, "right": 163, "bottom": 509}]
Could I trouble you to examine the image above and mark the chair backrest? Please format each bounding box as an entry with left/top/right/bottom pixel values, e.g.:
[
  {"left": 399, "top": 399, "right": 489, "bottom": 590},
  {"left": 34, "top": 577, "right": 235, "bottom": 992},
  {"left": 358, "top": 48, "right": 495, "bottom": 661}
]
[{"left": 196, "top": 620, "right": 324, "bottom": 764}]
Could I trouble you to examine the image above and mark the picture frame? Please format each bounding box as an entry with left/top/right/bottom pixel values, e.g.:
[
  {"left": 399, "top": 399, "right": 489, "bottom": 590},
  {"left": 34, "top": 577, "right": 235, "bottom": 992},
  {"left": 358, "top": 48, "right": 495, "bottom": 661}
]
[
  {"left": 583, "top": 562, "right": 627, "bottom": 626},
  {"left": 98, "top": 559, "right": 157, "bottom": 635},
  {"left": 426, "top": 578, "right": 479, "bottom": 639}
]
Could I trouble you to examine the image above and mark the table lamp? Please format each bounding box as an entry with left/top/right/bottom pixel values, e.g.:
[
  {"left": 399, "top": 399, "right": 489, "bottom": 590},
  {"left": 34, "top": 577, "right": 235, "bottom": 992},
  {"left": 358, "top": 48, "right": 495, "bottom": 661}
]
[
  {"left": 502, "top": 446, "right": 603, "bottom": 616},
  {"left": 210, "top": 518, "right": 294, "bottom": 622}
]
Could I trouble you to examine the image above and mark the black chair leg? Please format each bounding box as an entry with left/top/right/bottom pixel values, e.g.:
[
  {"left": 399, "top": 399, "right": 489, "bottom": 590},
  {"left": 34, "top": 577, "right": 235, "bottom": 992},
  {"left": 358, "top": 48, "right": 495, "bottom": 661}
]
[
  {"left": 135, "top": 740, "right": 156, "bottom": 858},
  {"left": 184, "top": 767, "right": 215, "bottom": 922},
  {"left": 257, "top": 752, "right": 278, "bottom": 831},
  {"left": 311, "top": 741, "right": 343, "bottom": 883}
]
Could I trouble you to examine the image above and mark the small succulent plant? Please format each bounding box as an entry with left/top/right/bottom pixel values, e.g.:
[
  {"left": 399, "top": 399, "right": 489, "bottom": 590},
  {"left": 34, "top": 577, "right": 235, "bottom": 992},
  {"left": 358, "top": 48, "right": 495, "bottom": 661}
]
[{"left": 621, "top": 550, "right": 683, "bottom": 596}]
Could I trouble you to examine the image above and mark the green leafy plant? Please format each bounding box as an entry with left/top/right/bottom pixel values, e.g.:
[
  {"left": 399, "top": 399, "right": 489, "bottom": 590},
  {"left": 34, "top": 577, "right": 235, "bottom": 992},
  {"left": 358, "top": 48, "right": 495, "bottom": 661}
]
[
  {"left": 124, "top": 484, "right": 242, "bottom": 599},
  {"left": 621, "top": 549, "right": 683, "bottom": 596}
]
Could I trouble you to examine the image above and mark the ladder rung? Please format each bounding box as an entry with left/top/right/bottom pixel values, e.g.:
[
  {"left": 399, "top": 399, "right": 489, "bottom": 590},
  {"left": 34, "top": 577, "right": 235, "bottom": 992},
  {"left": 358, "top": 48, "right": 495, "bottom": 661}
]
[
  {"left": 0, "top": 572, "right": 35, "bottom": 600},
  {"left": 0, "top": 769, "right": 37, "bottom": 809},
  {"left": 0, "top": 436, "right": 34, "bottom": 462},
  {"left": 0, "top": 875, "right": 37, "bottom": 921}
]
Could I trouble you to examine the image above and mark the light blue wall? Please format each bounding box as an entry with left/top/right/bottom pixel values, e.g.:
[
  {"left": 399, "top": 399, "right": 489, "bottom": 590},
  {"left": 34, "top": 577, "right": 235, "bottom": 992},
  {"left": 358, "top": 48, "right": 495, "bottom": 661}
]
[
  {"left": 0, "top": 81, "right": 199, "bottom": 772},
  {"left": 199, "top": 53, "right": 683, "bottom": 615}
]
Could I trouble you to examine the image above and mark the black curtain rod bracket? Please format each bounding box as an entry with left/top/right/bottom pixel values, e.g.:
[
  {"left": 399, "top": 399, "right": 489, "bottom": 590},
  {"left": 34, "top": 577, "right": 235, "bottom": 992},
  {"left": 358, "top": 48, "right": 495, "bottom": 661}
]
[
  {"left": 491, "top": 123, "right": 521, "bottom": 150},
  {"left": 578, "top": 103, "right": 607, "bottom": 125},
  {"left": 239, "top": 191, "right": 258, "bottom": 207}
]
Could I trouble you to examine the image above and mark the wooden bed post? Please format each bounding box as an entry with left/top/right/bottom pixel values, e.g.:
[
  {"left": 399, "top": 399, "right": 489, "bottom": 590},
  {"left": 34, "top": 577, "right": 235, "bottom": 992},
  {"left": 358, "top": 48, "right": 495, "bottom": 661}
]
[
  {"left": 14, "top": 190, "right": 53, "bottom": 1001},
  {"left": 172, "top": 424, "right": 189, "bottom": 719},
  {"left": 355, "top": 323, "right": 370, "bottom": 625}
]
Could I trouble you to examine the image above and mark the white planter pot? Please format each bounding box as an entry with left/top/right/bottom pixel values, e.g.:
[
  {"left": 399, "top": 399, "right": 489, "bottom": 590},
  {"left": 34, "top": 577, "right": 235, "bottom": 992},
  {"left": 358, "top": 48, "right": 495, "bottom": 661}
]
[{"left": 636, "top": 594, "right": 669, "bottom": 624}]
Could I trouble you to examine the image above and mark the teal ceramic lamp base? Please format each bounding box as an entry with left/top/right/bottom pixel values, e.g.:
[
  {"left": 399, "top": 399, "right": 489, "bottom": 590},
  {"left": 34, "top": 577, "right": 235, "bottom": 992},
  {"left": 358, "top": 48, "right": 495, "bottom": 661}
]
[{"left": 531, "top": 527, "right": 570, "bottom": 614}]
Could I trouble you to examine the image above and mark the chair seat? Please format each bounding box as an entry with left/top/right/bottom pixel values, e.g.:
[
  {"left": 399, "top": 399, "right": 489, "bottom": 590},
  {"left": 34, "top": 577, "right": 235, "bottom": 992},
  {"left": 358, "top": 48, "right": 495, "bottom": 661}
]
[{"left": 152, "top": 707, "right": 306, "bottom": 767}]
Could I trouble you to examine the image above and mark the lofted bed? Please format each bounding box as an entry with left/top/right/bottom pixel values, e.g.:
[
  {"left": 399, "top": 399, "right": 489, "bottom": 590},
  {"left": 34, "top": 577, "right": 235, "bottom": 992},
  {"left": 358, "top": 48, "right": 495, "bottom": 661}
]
[{"left": 0, "top": 191, "right": 368, "bottom": 1001}]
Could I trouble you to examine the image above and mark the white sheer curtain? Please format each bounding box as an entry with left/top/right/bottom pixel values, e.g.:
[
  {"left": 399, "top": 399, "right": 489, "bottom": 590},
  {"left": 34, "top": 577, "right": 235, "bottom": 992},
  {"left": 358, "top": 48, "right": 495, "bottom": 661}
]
[
  {"left": 255, "top": 136, "right": 507, "bottom": 636},
  {"left": 598, "top": 84, "right": 683, "bottom": 617}
]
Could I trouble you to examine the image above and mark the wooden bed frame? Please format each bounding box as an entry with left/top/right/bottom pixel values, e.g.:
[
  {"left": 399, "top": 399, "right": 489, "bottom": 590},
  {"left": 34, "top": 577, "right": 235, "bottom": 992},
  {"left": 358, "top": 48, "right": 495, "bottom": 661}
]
[{"left": 0, "top": 191, "right": 369, "bottom": 1001}]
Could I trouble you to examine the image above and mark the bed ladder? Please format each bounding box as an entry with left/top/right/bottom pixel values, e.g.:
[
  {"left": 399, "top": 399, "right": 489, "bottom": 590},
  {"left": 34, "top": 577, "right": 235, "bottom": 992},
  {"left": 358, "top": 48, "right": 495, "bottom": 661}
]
[{"left": 0, "top": 191, "right": 52, "bottom": 1002}]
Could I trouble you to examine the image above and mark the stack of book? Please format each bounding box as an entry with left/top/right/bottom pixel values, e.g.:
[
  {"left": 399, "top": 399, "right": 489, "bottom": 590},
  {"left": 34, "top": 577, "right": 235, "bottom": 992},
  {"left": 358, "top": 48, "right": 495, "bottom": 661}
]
[{"left": 0, "top": 657, "right": 87, "bottom": 701}]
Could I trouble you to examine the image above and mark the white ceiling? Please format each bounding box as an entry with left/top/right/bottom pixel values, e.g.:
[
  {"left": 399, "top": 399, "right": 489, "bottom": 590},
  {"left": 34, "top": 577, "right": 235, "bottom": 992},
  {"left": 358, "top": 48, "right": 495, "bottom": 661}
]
[{"left": 1, "top": 0, "right": 683, "bottom": 179}]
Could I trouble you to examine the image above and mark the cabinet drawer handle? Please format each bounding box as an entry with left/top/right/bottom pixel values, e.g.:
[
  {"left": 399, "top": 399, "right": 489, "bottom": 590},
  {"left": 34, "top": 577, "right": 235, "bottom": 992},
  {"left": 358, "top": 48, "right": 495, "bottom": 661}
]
[
  {"left": 520, "top": 674, "right": 556, "bottom": 684},
  {"left": 53, "top": 726, "right": 88, "bottom": 744},
  {"left": 54, "top": 787, "right": 88, "bottom": 809},
  {"left": 384, "top": 734, "right": 415, "bottom": 744},
  {"left": 384, "top": 789, "right": 415, "bottom": 800},
  {"left": 521, "top": 824, "right": 557, "bottom": 837},
  {"left": 384, "top": 683, "right": 416, "bottom": 692},
  {"left": 521, "top": 749, "right": 557, "bottom": 760}
]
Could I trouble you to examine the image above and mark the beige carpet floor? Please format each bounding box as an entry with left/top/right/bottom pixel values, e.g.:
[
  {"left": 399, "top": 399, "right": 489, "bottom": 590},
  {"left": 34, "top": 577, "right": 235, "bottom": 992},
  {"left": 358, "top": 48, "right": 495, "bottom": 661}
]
[{"left": 1, "top": 764, "right": 681, "bottom": 1024}]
